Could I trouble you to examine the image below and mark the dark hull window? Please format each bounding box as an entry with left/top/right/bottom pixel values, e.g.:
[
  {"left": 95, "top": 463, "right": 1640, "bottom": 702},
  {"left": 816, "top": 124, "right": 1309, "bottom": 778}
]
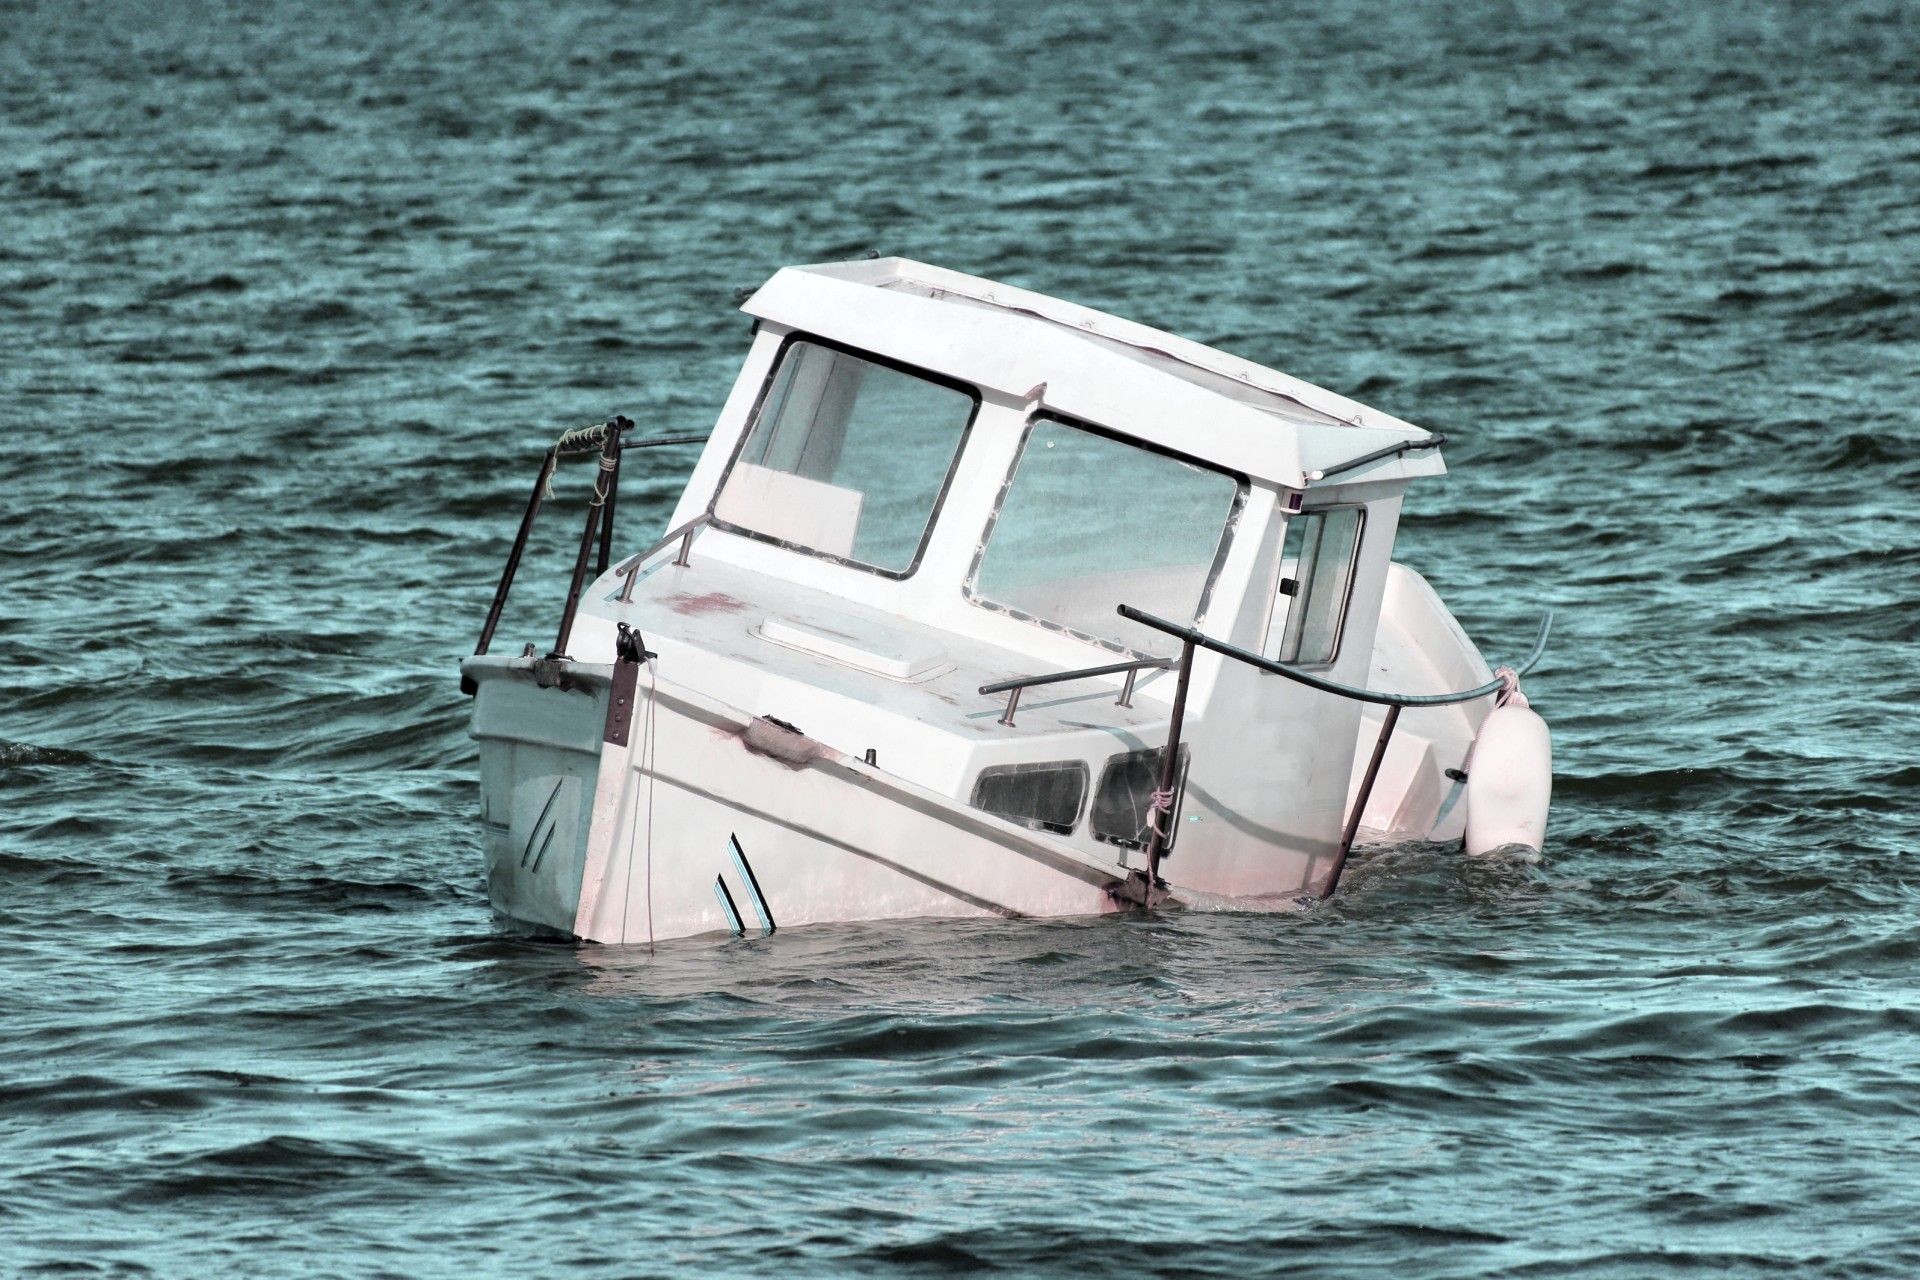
[
  {"left": 970, "top": 761, "right": 1088, "bottom": 835},
  {"left": 1090, "top": 746, "right": 1189, "bottom": 851}
]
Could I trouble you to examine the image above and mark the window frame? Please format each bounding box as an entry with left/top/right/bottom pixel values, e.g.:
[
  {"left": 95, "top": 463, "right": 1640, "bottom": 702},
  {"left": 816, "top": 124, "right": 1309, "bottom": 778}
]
[
  {"left": 705, "top": 332, "right": 983, "bottom": 581},
  {"left": 1089, "top": 745, "right": 1192, "bottom": 853},
  {"left": 962, "top": 411, "right": 1250, "bottom": 657},
  {"left": 1267, "top": 504, "right": 1367, "bottom": 670},
  {"left": 969, "top": 759, "right": 1091, "bottom": 836}
]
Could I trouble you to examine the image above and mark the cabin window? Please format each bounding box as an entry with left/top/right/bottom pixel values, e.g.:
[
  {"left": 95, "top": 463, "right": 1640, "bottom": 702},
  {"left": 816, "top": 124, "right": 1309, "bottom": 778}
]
[
  {"left": 1089, "top": 745, "right": 1189, "bottom": 851},
  {"left": 1264, "top": 506, "right": 1364, "bottom": 666},
  {"left": 711, "top": 339, "right": 977, "bottom": 575},
  {"left": 970, "top": 761, "right": 1088, "bottom": 835},
  {"left": 968, "top": 416, "right": 1244, "bottom": 655}
]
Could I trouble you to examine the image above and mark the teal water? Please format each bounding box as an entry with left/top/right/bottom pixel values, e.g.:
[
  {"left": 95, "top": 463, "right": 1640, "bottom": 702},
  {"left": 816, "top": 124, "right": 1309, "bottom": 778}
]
[{"left": 4, "top": 1, "right": 1918, "bottom": 1275}]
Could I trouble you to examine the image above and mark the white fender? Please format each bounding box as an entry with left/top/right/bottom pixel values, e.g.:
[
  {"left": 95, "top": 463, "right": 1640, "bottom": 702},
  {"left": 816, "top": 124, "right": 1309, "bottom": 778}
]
[{"left": 1464, "top": 691, "right": 1552, "bottom": 856}]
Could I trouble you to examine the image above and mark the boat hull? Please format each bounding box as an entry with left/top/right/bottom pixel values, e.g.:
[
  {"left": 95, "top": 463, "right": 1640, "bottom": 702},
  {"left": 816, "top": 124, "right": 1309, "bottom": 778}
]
[{"left": 466, "top": 655, "right": 1130, "bottom": 944}]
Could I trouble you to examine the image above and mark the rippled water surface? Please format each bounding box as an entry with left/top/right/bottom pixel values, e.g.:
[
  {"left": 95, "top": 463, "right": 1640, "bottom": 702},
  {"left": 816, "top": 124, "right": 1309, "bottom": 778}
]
[{"left": 4, "top": 1, "right": 1918, "bottom": 1275}]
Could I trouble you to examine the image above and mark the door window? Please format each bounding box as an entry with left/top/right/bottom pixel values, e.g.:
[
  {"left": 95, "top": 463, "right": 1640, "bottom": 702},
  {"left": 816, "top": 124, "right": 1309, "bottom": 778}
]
[{"left": 1264, "top": 507, "right": 1363, "bottom": 666}]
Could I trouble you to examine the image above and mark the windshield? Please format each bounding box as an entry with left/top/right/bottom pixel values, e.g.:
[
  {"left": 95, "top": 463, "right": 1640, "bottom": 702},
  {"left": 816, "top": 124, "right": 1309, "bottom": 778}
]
[
  {"left": 968, "top": 416, "right": 1244, "bottom": 654},
  {"left": 712, "top": 339, "right": 977, "bottom": 574}
]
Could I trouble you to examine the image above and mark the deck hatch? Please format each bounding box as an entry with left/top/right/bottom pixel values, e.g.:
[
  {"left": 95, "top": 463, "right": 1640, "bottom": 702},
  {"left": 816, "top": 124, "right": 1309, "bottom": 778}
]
[{"left": 756, "top": 614, "right": 952, "bottom": 682}]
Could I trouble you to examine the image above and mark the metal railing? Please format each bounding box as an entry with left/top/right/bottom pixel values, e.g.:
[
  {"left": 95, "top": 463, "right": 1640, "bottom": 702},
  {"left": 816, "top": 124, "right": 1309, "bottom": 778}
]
[
  {"left": 1307, "top": 433, "right": 1446, "bottom": 483},
  {"left": 977, "top": 655, "right": 1175, "bottom": 726},
  {"left": 1108, "top": 602, "right": 1552, "bottom": 901},
  {"left": 464, "top": 419, "right": 708, "bottom": 694},
  {"left": 613, "top": 513, "right": 712, "bottom": 602}
]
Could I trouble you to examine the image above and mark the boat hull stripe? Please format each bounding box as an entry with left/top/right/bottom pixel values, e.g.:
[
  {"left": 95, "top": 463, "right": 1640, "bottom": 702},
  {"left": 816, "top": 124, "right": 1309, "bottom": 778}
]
[
  {"left": 712, "top": 877, "right": 745, "bottom": 936},
  {"left": 729, "top": 834, "right": 775, "bottom": 935},
  {"left": 521, "top": 778, "right": 564, "bottom": 869}
]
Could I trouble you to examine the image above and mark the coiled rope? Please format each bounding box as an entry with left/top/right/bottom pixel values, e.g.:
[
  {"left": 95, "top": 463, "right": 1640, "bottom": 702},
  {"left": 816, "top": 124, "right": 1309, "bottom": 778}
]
[
  {"left": 1144, "top": 785, "right": 1177, "bottom": 842},
  {"left": 542, "top": 416, "right": 632, "bottom": 497}
]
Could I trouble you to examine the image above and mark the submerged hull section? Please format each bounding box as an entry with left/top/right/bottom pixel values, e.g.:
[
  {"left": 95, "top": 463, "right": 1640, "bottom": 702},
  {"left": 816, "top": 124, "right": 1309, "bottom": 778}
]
[
  {"left": 1343, "top": 565, "right": 1552, "bottom": 856},
  {"left": 465, "top": 563, "right": 1530, "bottom": 946},
  {"left": 472, "top": 668, "right": 602, "bottom": 936},
  {"left": 466, "top": 655, "right": 1131, "bottom": 945}
]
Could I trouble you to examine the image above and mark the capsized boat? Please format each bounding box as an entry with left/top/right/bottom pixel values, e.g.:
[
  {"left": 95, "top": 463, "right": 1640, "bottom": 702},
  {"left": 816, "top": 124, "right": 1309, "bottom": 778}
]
[{"left": 459, "top": 258, "right": 1552, "bottom": 945}]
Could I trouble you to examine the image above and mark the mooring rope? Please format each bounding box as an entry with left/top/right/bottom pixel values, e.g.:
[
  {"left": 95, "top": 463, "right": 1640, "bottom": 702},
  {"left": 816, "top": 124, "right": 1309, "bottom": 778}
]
[
  {"left": 1147, "top": 787, "right": 1175, "bottom": 834},
  {"left": 542, "top": 417, "right": 631, "bottom": 498},
  {"left": 554, "top": 420, "right": 616, "bottom": 456},
  {"left": 1493, "top": 665, "right": 1528, "bottom": 709}
]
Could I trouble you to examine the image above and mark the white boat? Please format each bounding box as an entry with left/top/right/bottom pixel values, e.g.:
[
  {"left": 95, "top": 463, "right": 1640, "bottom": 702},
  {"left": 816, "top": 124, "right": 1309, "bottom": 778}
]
[{"left": 460, "top": 257, "right": 1553, "bottom": 945}]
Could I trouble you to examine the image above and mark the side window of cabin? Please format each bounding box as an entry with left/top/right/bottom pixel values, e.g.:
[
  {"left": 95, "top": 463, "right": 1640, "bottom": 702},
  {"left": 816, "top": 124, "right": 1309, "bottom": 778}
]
[
  {"left": 712, "top": 340, "right": 977, "bottom": 574},
  {"left": 1089, "top": 745, "right": 1190, "bottom": 851},
  {"left": 970, "top": 761, "right": 1088, "bottom": 835},
  {"left": 1264, "top": 507, "right": 1363, "bottom": 666}
]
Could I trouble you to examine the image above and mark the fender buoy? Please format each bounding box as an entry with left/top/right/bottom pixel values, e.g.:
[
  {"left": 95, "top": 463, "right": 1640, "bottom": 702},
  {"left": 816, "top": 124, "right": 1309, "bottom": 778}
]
[{"left": 1464, "top": 681, "right": 1552, "bottom": 857}]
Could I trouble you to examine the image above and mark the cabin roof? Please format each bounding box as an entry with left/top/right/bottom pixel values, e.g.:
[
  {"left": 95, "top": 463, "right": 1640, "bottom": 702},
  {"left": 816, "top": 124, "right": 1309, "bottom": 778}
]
[{"left": 741, "top": 257, "right": 1447, "bottom": 491}]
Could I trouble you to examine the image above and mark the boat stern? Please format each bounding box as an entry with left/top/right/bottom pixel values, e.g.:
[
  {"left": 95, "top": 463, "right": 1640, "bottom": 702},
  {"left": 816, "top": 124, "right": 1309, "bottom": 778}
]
[{"left": 466, "top": 654, "right": 608, "bottom": 937}]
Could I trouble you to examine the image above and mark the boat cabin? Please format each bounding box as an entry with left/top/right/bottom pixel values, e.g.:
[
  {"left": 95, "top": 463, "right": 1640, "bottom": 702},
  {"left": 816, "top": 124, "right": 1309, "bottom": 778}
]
[{"left": 575, "top": 258, "right": 1452, "bottom": 894}]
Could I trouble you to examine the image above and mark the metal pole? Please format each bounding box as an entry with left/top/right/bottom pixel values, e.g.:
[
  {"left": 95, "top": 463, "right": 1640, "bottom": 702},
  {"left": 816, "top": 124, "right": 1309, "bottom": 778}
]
[
  {"left": 998, "top": 687, "right": 1022, "bottom": 727},
  {"left": 551, "top": 432, "right": 619, "bottom": 659},
  {"left": 1309, "top": 433, "right": 1446, "bottom": 484},
  {"left": 595, "top": 432, "right": 623, "bottom": 575},
  {"left": 1118, "top": 667, "right": 1139, "bottom": 708},
  {"left": 1323, "top": 704, "right": 1399, "bottom": 898},
  {"left": 1142, "top": 638, "right": 1196, "bottom": 888},
  {"left": 474, "top": 447, "right": 557, "bottom": 661},
  {"left": 1117, "top": 603, "right": 1552, "bottom": 706}
]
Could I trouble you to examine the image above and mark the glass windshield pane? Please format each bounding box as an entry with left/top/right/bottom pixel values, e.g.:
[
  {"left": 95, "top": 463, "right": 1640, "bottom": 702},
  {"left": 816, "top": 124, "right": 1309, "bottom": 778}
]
[
  {"left": 970, "top": 418, "right": 1242, "bottom": 654},
  {"left": 712, "top": 341, "right": 975, "bottom": 573},
  {"left": 1271, "top": 506, "right": 1363, "bottom": 665}
]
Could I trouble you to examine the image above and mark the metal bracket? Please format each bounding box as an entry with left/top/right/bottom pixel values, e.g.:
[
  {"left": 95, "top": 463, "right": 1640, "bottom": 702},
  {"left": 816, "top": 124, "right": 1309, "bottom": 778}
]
[
  {"left": 1107, "top": 870, "right": 1171, "bottom": 910},
  {"left": 604, "top": 623, "right": 653, "bottom": 747}
]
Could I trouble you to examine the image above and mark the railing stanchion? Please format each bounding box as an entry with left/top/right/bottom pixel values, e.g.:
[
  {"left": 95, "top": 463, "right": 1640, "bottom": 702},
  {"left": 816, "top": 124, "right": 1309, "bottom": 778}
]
[
  {"left": 1113, "top": 602, "right": 1551, "bottom": 900},
  {"left": 999, "top": 687, "right": 1022, "bottom": 727},
  {"left": 1142, "top": 637, "right": 1196, "bottom": 890},
  {"left": 674, "top": 524, "right": 697, "bottom": 567},
  {"left": 551, "top": 429, "right": 621, "bottom": 658},
  {"left": 1118, "top": 667, "right": 1139, "bottom": 708},
  {"left": 596, "top": 433, "right": 624, "bottom": 575},
  {"left": 1325, "top": 704, "right": 1399, "bottom": 898},
  {"left": 467, "top": 418, "right": 681, "bottom": 693},
  {"left": 472, "top": 447, "right": 557, "bottom": 664}
]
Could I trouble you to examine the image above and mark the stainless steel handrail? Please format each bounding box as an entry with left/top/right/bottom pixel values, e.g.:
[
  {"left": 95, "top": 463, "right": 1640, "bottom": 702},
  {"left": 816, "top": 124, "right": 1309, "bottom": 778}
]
[
  {"left": 614, "top": 512, "right": 713, "bottom": 601},
  {"left": 1112, "top": 601, "right": 1553, "bottom": 902},
  {"left": 621, "top": 431, "right": 709, "bottom": 452},
  {"left": 1116, "top": 605, "right": 1550, "bottom": 707},
  {"left": 1308, "top": 433, "right": 1446, "bottom": 483},
  {"left": 978, "top": 656, "right": 1174, "bottom": 727}
]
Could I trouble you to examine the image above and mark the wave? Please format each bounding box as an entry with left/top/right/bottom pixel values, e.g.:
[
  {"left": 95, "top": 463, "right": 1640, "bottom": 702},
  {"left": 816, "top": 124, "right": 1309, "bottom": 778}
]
[
  {"left": 113, "top": 1135, "right": 455, "bottom": 1205},
  {"left": 0, "top": 740, "right": 94, "bottom": 767}
]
